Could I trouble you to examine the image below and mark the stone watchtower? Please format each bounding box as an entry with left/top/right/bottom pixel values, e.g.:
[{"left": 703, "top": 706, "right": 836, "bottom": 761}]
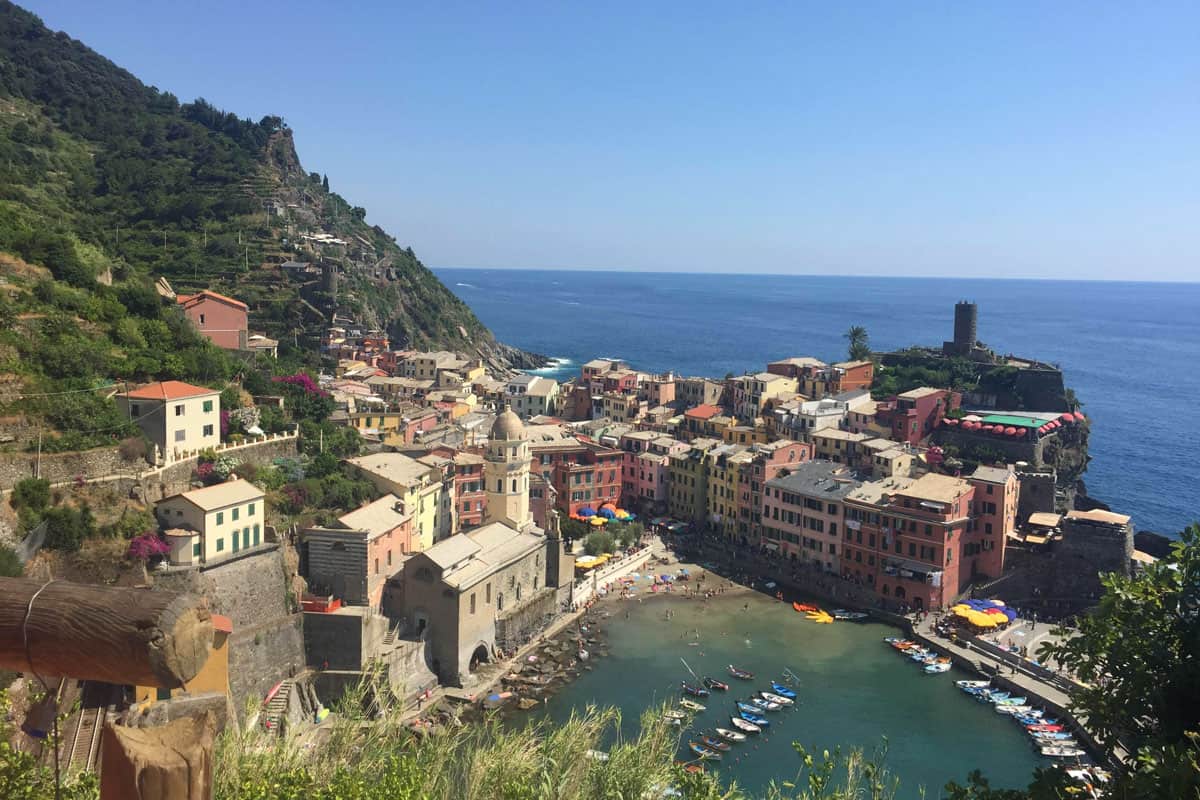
[
  {"left": 484, "top": 407, "right": 532, "bottom": 532},
  {"left": 943, "top": 301, "right": 978, "bottom": 356}
]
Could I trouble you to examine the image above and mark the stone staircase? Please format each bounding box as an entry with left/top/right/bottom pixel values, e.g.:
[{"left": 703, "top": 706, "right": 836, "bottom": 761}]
[
  {"left": 383, "top": 624, "right": 398, "bottom": 646},
  {"left": 262, "top": 680, "right": 293, "bottom": 735}
]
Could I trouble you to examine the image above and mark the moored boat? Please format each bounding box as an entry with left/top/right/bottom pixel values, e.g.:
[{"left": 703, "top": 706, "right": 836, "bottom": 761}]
[
  {"left": 794, "top": 603, "right": 819, "bottom": 613},
  {"left": 1026, "top": 724, "right": 1065, "bottom": 732},
  {"left": 728, "top": 665, "right": 754, "bottom": 680},
  {"left": 680, "top": 698, "right": 706, "bottom": 712},
  {"left": 748, "top": 697, "right": 782, "bottom": 712},
  {"left": 738, "top": 710, "right": 769, "bottom": 727},
  {"left": 832, "top": 609, "right": 869, "bottom": 621},
  {"left": 994, "top": 696, "right": 1028, "bottom": 706},
  {"left": 714, "top": 727, "right": 747, "bottom": 742},
  {"left": 956, "top": 680, "right": 991, "bottom": 689},
  {"left": 681, "top": 682, "right": 711, "bottom": 697},
  {"left": 924, "top": 662, "right": 951, "bottom": 674},
  {"left": 688, "top": 741, "right": 722, "bottom": 760},
  {"left": 1040, "top": 745, "right": 1087, "bottom": 759},
  {"left": 699, "top": 735, "right": 731, "bottom": 752},
  {"left": 760, "top": 691, "right": 794, "bottom": 706},
  {"left": 663, "top": 710, "right": 687, "bottom": 720},
  {"left": 729, "top": 716, "right": 761, "bottom": 733},
  {"left": 769, "top": 681, "right": 797, "bottom": 699},
  {"left": 702, "top": 676, "right": 730, "bottom": 692}
]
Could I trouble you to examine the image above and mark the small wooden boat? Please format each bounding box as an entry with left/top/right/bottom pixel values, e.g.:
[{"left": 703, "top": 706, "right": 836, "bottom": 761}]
[
  {"left": 924, "top": 662, "right": 951, "bottom": 674},
  {"left": 663, "top": 710, "right": 687, "bottom": 720},
  {"left": 1040, "top": 745, "right": 1086, "bottom": 758},
  {"left": 996, "top": 705, "right": 1034, "bottom": 715},
  {"left": 806, "top": 611, "right": 834, "bottom": 624},
  {"left": 760, "top": 691, "right": 794, "bottom": 706},
  {"left": 728, "top": 665, "right": 754, "bottom": 680},
  {"left": 793, "top": 602, "right": 819, "bottom": 613},
  {"left": 770, "top": 681, "right": 797, "bottom": 699},
  {"left": 702, "top": 676, "right": 730, "bottom": 692},
  {"left": 681, "top": 682, "right": 711, "bottom": 697},
  {"left": 1026, "top": 724, "right": 1065, "bottom": 732},
  {"left": 1029, "top": 731, "right": 1075, "bottom": 741},
  {"left": 699, "top": 735, "right": 731, "bottom": 752},
  {"left": 714, "top": 727, "right": 747, "bottom": 742},
  {"left": 748, "top": 697, "right": 782, "bottom": 712},
  {"left": 956, "top": 680, "right": 991, "bottom": 690},
  {"left": 994, "top": 696, "right": 1028, "bottom": 706},
  {"left": 681, "top": 762, "right": 704, "bottom": 774},
  {"left": 680, "top": 698, "right": 706, "bottom": 712},
  {"left": 729, "top": 716, "right": 761, "bottom": 733},
  {"left": 688, "top": 742, "right": 722, "bottom": 760}
]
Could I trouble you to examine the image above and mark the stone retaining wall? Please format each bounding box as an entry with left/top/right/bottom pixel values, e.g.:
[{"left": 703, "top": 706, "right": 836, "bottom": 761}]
[{"left": 0, "top": 446, "right": 141, "bottom": 491}]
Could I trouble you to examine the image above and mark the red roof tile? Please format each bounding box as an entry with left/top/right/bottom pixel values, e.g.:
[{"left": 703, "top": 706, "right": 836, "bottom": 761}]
[
  {"left": 122, "top": 381, "right": 218, "bottom": 401},
  {"left": 685, "top": 404, "right": 722, "bottom": 420},
  {"left": 177, "top": 290, "right": 248, "bottom": 311}
]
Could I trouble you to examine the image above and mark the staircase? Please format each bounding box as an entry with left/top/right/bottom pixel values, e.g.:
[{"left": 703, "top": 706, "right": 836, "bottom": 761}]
[
  {"left": 383, "top": 624, "right": 398, "bottom": 646},
  {"left": 262, "top": 680, "right": 293, "bottom": 735}
]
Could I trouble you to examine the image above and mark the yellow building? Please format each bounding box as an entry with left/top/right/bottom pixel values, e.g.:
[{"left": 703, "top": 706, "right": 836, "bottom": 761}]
[
  {"left": 703, "top": 444, "right": 747, "bottom": 540},
  {"left": 344, "top": 453, "right": 454, "bottom": 549},
  {"left": 811, "top": 429, "right": 872, "bottom": 464},
  {"left": 134, "top": 614, "right": 231, "bottom": 709},
  {"left": 156, "top": 479, "right": 266, "bottom": 565}
]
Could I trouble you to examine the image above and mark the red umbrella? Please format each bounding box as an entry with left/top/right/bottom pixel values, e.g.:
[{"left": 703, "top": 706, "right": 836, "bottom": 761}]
[
  {"left": 1005, "top": 426, "right": 1018, "bottom": 436},
  {"left": 1060, "top": 413, "right": 1074, "bottom": 423},
  {"left": 1073, "top": 412, "right": 1086, "bottom": 423},
  {"left": 948, "top": 418, "right": 959, "bottom": 425}
]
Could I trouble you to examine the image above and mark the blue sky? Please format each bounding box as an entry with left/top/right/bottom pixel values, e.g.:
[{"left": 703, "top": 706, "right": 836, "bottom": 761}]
[{"left": 23, "top": 1, "right": 1200, "bottom": 280}]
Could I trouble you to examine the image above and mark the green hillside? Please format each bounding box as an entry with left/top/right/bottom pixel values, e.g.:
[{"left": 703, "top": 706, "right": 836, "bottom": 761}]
[{"left": 0, "top": 0, "right": 520, "bottom": 449}]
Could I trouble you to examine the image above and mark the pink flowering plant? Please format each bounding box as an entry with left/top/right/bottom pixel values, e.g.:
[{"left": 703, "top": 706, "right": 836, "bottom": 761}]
[{"left": 127, "top": 532, "right": 170, "bottom": 562}]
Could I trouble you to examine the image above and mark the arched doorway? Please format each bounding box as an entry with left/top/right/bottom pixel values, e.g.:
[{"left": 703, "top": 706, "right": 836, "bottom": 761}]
[
  {"left": 894, "top": 586, "right": 906, "bottom": 600},
  {"left": 469, "top": 644, "right": 490, "bottom": 672},
  {"left": 912, "top": 597, "right": 924, "bottom": 611}
]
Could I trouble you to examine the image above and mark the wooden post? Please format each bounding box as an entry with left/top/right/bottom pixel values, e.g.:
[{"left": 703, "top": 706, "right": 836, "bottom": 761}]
[
  {"left": 100, "top": 712, "right": 214, "bottom": 800},
  {"left": 0, "top": 578, "right": 213, "bottom": 688}
]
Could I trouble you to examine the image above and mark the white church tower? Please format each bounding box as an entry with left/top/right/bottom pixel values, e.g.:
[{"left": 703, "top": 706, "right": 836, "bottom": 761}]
[{"left": 484, "top": 406, "right": 532, "bottom": 532}]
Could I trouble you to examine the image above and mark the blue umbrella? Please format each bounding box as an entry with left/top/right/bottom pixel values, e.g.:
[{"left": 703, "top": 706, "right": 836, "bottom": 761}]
[
  {"left": 579, "top": 507, "right": 596, "bottom": 517},
  {"left": 598, "top": 508, "right": 616, "bottom": 519}
]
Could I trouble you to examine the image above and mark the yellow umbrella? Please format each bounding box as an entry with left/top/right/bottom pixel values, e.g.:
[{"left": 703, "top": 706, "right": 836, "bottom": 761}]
[
  {"left": 590, "top": 517, "right": 605, "bottom": 526},
  {"left": 966, "top": 610, "right": 1000, "bottom": 628}
]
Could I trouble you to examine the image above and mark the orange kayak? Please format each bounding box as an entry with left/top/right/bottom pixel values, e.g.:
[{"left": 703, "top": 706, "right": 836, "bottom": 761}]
[{"left": 793, "top": 602, "right": 819, "bottom": 613}]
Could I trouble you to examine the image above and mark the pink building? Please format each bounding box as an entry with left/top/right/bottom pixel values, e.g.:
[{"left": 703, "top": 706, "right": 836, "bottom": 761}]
[
  {"left": 761, "top": 460, "right": 862, "bottom": 568},
  {"left": 965, "top": 465, "right": 1018, "bottom": 581},
  {"left": 874, "top": 387, "right": 959, "bottom": 445},
  {"left": 735, "top": 440, "right": 813, "bottom": 543},
  {"left": 641, "top": 374, "right": 676, "bottom": 407},
  {"left": 620, "top": 432, "right": 687, "bottom": 513},
  {"left": 177, "top": 290, "right": 248, "bottom": 350}
]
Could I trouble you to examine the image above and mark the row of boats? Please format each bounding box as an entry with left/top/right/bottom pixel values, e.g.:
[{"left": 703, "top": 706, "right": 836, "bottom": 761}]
[
  {"left": 669, "top": 666, "right": 799, "bottom": 761},
  {"left": 956, "top": 680, "right": 1089, "bottom": 759},
  {"left": 884, "top": 637, "right": 952, "bottom": 674}
]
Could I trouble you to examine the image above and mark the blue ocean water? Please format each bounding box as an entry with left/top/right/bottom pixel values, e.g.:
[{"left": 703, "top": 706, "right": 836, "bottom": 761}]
[{"left": 438, "top": 269, "right": 1200, "bottom": 537}]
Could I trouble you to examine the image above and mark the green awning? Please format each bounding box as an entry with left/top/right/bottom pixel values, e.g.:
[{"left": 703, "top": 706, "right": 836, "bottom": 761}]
[{"left": 980, "top": 414, "right": 1044, "bottom": 429}]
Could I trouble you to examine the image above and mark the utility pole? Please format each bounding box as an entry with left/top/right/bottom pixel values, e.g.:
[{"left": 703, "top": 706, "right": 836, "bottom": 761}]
[{"left": 35, "top": 428, "right": 42, "bottom": 479}]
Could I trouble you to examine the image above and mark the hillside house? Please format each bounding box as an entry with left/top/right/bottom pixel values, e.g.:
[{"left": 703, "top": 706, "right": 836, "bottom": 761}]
[
  {"left": 156, "top": 479, "right": 266, "bottom": 566},
  {"left": 115, "top": 381, "right": 221, "bottom": 464}
]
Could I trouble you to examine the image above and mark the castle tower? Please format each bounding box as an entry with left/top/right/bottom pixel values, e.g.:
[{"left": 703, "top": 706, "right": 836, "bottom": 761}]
[
  {"left": 484, "top": 406, "right": 532, "bottom": 531},
  {"left": 953, "top": 301, "right": 978, "bottom": 351}
]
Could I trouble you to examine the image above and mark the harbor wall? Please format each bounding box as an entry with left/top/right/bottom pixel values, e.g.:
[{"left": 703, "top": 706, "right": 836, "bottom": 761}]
[{"left": 573, "top": 546, "right": 653, "bottom": 606}]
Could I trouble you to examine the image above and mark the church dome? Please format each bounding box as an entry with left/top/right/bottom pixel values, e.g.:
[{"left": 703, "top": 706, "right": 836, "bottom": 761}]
[{"left": 490, "top": 407, "right": 526, "bottom": 441}]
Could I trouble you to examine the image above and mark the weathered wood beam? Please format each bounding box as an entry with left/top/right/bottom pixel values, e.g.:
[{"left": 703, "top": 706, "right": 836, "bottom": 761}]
[
  {"left": 0, "top": 578, "right": 213, "bottom": 688},
  {"left": 101, "top": 712, "right": 214, "bottom": 800}
]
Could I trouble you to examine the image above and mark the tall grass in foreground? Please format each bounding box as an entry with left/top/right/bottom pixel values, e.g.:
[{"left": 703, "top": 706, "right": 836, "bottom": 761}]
[{"left": 212, "top": 677, "right": 902, "bottom": 800}]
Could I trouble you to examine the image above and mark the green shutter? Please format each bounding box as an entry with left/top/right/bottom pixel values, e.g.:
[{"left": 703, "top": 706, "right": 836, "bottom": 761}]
[
  {"left": 216, "top": 511, "right": 223, "bottom": 525},
  {"left": 192, "top": 542, "right": 200, "bottom": 558},
  {"left": 203, "top": 400, "right": 213, "bottom": 412},
  {"left": 216, "top": 538, "right": 224, "bottom": 552}
]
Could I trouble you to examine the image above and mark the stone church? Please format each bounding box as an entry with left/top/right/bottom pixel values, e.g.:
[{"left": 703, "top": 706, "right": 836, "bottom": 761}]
[{"left": 389, "top": 408, "right": 574, "bottom": 685}]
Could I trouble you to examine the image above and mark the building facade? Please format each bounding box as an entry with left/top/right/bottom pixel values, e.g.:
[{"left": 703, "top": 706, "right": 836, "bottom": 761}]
[
  {"left": 156, "top": 479, "right": 266, "bottom": 566},
  {"left": 116, "top": 381, "right": 221, "bottom": 465}
]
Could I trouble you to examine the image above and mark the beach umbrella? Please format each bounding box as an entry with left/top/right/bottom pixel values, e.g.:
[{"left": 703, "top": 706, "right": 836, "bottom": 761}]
[
  {"left": 579, "top": 507, "right": 596, "bottom": 517},
  {"left": 598, "top": 508, "right": 616, "bottom": 519},
  {"left": 1073, "top": 411, "right": 1086, "bottom": 423},
  {"left": 590, "top": 517, "right": 605, "bottom": 527},
  {"left": 1060, "top": 413, "right": 1075, "bottom": 423},
  {"left": 1004, "top": 426, "right": 1017, "bottom": 436}
]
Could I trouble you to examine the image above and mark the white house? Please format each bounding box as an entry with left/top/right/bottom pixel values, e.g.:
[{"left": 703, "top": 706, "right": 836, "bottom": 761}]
[
  {"left": 156, "top": 479, "right": 266, "bottom": 566},
  {"left": 505, "top": 375, "right": 559, "bottom": 419},
  {"left": 115, "top": 381, "right": 221, "bottom": 464}
]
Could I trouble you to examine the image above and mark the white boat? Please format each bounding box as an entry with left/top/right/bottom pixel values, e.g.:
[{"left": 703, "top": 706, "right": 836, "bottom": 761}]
[
  {"left": 832, "top": 609, "right": 869, "bottom": 621},
  {"left": 663, "top": 710, "right": 686, "bottom": 720},
  {"left": 956, "top": 680, "right": 991, "bottom": 689},
  {"left": 578, "top": 649, "right": 589, "bottom": 661},
  {"left": 1041, "top": 745, "right": 1087, "bottom": 758},
  {"left": 759, "top": 691, "right": 794, "bottom": 706},
  {"left": 996, "top": 705, "right": 1035, "bottom": 715},
  {"left": 714, "top": 727, "right": 747, "bottom": 742},
  {"left": 924, "top": 662, "right": 951, "bottom": 674},
  {"left": 679, "top": 698, "right": 706, "bottom": 712},
  {"left": 729, "top": 716, "right": 761, "bottom": 733},
  {"left": 749, "top": 697, "right": 782, "bottom": 712}
]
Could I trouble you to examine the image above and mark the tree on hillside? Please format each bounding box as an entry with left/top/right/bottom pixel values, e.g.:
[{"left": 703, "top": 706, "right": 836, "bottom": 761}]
[
  {"left": 1036, "top": 523, "right": 1200, "bottom": 799},
  {"left": 845, "top": 325, "right": 871, "bottom": 362}
]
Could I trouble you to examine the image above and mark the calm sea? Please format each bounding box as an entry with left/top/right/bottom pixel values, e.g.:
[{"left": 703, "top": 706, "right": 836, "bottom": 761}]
[
  {"left": 524, "top": 590, "right": 1042, "bottom": 798},
  {"left": 437, "top": 269, "right": 1200, "bottom": 537}
]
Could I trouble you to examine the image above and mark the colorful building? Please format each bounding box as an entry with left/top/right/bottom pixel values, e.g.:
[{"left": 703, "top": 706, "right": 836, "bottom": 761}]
[
  {"left": 177, "top": 290, "right": 248, "bottom": 350},
  {"left": 156, "top": 479, "right": 266, "bottom": 565},
  {"left": 344, "top": 452, "right": 454, "bottom": 550},
  {"left": 667, "top": 438, "right": 719, "bottom": 524},
  {"left": 761, "top": 461, "right": 862, "bottom": 568},
  {"left": 116, "top": 381, "right": 221, "bottom": 465},
  {"left": 302, "top": 495, "right": 415, "bottom": 608},
  {"left": 733, "top": 373, "right": 798, "bottom": 421},
  {"left": 874, "top": 387, "right": 959, "bottom": 445}
]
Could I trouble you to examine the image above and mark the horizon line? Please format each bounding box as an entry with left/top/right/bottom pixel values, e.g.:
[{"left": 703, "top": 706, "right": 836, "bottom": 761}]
[{"left": 432, "top": 266, "right": 1199, "bottom": 285}]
